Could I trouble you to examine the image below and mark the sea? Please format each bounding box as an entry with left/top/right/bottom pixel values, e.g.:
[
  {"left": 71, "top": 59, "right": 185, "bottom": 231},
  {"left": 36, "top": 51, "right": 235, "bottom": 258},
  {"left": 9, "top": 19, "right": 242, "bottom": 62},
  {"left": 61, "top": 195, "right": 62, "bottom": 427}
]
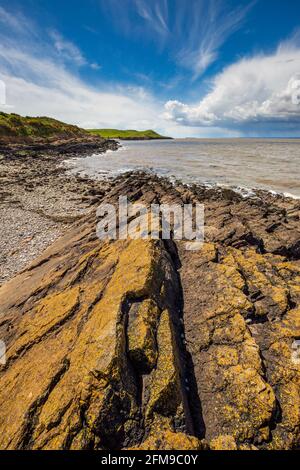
[{"left": 67, "top": 138, "right": 300, "bottom": 199}]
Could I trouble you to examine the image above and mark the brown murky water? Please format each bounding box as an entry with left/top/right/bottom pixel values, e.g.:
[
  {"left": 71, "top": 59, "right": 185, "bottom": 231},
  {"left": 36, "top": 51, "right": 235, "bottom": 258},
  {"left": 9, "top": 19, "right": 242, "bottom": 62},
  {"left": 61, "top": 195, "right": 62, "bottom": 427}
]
[{"left": 68, "top": 138, "right": 300, "bottom": 198}]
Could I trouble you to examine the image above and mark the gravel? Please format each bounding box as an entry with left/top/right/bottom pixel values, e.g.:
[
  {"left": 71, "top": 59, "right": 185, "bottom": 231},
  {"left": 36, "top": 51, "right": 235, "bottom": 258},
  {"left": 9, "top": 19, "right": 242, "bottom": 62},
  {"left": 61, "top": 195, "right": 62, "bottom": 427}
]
[{"left": 0, "top": 152, "right": 110, "bottom": 286}]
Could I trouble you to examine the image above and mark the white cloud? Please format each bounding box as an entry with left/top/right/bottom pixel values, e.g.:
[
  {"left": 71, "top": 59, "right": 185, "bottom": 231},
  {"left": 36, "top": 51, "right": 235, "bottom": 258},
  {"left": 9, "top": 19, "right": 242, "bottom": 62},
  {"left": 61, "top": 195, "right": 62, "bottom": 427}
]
[
  {"left": 0, "top": 5, "right": 158, "bottom": 130},
  {"left": 2, "top": 68, "right": 215, "bottom": 137},
  {"left": 164, "top": 36, "right": 300, "bottom": 130},
  {"left": 0, "top": 49, "right": 161, "bottom": 130},
  {"left": 0, "top": 34, "right": 183, "bottom": 136},
  {"left": 2, "top": 3, "right": 300, "bottom": 137},
  {"left": 0, "top": 2, "right": 168, "bottom": 134},
  {"left": 90, "top": 62, "right": 102, "bottom": 70},
  {"left": 0, "top": 59, "right": 219, "bottom": 137},
  {"left": 0, "top": 5, "right": 204, "bottom": 137}
]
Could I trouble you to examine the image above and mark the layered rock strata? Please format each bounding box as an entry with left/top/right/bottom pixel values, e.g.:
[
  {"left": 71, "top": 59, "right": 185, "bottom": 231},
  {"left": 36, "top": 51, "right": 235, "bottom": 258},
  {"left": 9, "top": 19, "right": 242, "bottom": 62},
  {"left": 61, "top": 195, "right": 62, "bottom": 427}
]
[{"left": 0, "top": 172, "right": 299, "bottom": 450}]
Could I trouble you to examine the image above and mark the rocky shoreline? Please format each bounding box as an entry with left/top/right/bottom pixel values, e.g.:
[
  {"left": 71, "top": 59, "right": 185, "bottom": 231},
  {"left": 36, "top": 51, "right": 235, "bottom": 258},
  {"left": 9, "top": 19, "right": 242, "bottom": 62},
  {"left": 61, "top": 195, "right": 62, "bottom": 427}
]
[
  {"left": 0, "top": 158, "right": 299, "bottom": 450},
  {"left": 1, "top": 136, "right": 299, "bottom": 287},
  {"left": 0, "top": 138, "right": 118, "bottom": 285}
]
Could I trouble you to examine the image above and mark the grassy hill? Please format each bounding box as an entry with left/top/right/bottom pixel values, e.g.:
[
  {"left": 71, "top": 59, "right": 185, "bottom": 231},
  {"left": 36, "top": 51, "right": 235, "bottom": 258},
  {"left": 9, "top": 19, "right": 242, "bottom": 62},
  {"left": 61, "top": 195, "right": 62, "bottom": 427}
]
[
  {"left": 0, "top": 113, "right": 172, "bottom": 145},
  {"left": 0, "top": 112, "right": 88, "bottom": 143},
  {"left": 88, "top": 129, "right": 171, "bottom": 140}
]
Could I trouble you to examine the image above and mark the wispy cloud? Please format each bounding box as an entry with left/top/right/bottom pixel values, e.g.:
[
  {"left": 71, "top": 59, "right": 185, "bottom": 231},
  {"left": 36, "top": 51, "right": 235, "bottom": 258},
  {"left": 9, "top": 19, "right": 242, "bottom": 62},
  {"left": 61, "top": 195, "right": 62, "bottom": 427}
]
[
  {"left": 0, "top": 5, "right": 33, "bottom": 34},
  {"left": 175, "top": 0, "right": 255, "bottom": 78},
  {"left": 100, "top": 0, "right": 254, "bottom": 77},
  {"left": 2, "top": 2, "right": 299, "bottom": 137},
  {"left": 0, "top": 5, "right": 170, "bottom": 133},
  {"left": 1, "top": 6, "right": 101, "bottom": 71},
  {"left": 98, "top": 0, "right": 169, "bottom": 44},
  {"left": 49, "top": 30, "right": 87, "bottom": 67},
  {"left": 49, "top": 30, "right": 101, "bottom": 70},
  {"left": 134, "top": 0, "right": 169, "bottom": 37}
]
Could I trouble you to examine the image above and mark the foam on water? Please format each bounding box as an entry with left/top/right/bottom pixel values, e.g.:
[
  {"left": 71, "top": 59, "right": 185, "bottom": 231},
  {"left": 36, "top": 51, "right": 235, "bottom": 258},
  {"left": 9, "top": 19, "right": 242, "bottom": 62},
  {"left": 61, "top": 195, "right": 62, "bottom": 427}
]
[{"left": 66, "top": 138, "right": 300, "bottom": 199}]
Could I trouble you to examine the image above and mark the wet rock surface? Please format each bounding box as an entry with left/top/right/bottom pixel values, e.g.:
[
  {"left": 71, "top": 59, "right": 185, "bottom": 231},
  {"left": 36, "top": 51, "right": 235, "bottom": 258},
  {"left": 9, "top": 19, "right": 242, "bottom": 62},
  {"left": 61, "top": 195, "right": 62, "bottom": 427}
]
[{"left": 0, "top": 171, "right": 299, "bottom": 450}]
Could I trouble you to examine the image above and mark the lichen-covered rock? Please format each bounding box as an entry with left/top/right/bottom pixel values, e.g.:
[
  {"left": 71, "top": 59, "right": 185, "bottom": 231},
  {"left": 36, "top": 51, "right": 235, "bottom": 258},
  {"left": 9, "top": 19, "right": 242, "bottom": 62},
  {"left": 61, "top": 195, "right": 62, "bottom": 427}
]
[
  {"left": 0, "top": 210, "right": 193, "bottom": 449},
  {"left": 179, "top": 243, "right": 300, "bottom": 449},
  {"left": 0, "top": 172, "right": 299, "bottom": 450}
]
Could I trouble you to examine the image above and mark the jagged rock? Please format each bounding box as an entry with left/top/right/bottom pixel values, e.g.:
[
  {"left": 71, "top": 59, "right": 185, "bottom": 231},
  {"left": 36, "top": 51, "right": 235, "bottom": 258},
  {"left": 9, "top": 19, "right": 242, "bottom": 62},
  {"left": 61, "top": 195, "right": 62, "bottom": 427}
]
[{"left": 0, "top": 172, "right": 299, "bottom": 450}]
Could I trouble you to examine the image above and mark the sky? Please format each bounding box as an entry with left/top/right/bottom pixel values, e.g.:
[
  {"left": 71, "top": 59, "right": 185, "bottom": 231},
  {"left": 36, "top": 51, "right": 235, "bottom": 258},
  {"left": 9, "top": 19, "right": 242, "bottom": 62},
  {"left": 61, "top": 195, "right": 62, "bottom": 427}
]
[{"left": 0, "top": 0, "right": 300, "bottom": 137}]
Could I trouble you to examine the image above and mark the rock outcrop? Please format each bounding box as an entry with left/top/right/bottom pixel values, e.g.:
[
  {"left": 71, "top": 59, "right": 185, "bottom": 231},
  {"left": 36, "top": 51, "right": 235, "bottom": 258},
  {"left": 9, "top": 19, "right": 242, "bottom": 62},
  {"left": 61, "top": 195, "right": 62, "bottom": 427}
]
[{"left": 0, "top": 172, "right": 299, "bottom": 450}]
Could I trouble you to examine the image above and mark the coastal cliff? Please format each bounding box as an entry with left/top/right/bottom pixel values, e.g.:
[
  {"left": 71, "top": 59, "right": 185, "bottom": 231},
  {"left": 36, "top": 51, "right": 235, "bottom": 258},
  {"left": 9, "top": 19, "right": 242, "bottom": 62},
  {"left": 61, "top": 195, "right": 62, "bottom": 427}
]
[{"left": 0, "top": 173, "right": 299, "bottom": 450}]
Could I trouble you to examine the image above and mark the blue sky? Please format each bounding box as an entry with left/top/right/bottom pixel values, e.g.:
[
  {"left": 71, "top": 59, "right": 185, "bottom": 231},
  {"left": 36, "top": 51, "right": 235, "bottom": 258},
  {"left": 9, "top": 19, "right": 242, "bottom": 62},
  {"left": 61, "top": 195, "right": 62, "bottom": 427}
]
[{"left": 0, "top": 0, "right": 300, "bottom": 136}]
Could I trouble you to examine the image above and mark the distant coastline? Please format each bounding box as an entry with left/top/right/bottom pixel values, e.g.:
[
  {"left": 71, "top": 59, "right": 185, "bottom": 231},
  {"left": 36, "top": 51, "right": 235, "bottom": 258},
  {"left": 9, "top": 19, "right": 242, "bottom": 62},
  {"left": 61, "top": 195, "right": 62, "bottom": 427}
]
[{"left": 87, "top": 128, "right": 172, "bottom": 140}]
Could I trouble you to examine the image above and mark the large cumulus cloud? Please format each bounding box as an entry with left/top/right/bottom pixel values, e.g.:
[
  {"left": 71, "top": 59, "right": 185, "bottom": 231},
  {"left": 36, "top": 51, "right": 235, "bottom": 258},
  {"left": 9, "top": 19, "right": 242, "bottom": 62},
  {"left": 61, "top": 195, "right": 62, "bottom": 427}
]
[{"left": 164, "top": 37, "right": 300, "bottom": 131}]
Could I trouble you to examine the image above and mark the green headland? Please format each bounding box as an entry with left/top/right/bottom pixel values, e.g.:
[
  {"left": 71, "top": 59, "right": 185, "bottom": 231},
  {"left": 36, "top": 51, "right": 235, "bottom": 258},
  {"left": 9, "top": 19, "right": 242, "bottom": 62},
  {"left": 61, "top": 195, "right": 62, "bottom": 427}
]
[{"left": 87, "top": 128, "right": 172, "bottom": 140}]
